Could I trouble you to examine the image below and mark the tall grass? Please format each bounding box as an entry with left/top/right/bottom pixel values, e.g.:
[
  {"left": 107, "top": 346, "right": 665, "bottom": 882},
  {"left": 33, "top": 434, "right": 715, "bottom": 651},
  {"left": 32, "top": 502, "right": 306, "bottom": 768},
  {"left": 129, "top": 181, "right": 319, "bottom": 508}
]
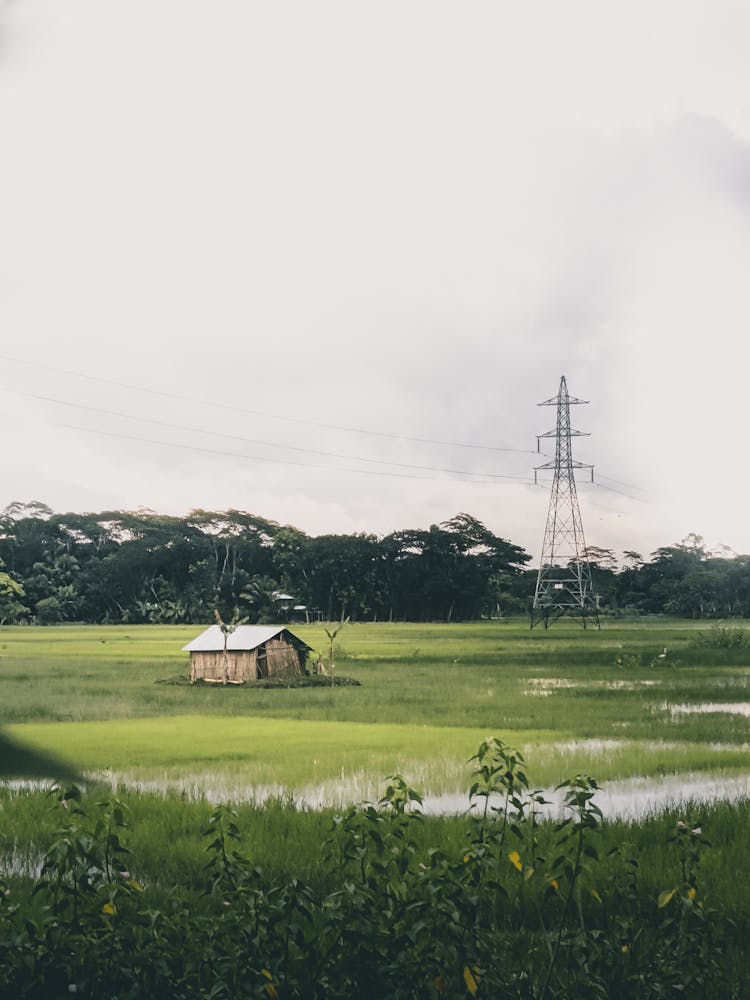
[{"left": 2, "top": 783, "right": 749, "bottom": 932}]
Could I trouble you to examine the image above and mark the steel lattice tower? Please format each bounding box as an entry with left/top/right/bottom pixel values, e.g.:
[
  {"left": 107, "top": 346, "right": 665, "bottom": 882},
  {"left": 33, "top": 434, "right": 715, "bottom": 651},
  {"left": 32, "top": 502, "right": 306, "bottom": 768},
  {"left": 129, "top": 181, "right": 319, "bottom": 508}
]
[{"left": 531, "top": 376, "right": 599, "bottom": 629}]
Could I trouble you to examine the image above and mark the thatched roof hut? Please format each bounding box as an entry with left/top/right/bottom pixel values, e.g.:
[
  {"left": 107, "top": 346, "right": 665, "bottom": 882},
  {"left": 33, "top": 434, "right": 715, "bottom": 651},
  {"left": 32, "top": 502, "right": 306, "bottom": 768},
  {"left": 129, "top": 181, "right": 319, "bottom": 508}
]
[{"left": 183, "top": 625, "right": 312, "bottom": 684}]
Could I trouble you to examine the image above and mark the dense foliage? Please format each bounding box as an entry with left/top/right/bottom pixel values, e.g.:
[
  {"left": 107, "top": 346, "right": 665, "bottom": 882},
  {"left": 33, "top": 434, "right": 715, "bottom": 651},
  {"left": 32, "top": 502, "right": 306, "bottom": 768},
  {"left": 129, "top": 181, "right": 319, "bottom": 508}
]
[
  {"left": 1, "top": 503, "right": 749, "bottom": 624},
  {"left": 0, "top": 739, "right": 738, "bottom": 999},
  {"left": 0, "top": 503, "right": 529, "bottom": 624}
]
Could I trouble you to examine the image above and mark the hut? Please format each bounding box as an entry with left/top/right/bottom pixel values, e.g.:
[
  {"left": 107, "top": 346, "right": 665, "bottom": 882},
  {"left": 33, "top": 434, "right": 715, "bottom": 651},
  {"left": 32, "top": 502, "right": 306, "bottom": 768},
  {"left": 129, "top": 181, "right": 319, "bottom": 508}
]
[{"left": 183, "top": 625, "right": 312, "bottom": 684}]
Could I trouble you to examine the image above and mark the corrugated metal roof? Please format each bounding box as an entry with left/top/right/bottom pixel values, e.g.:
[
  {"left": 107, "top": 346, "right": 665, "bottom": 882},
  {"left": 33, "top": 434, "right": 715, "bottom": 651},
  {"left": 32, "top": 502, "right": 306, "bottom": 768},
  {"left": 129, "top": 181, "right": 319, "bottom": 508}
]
[
  {"left": 182, "top": 625, "right": 284, "bottom": 653},
  {"left": 182, "top": 624, "right": 310, "bottom": 653}
]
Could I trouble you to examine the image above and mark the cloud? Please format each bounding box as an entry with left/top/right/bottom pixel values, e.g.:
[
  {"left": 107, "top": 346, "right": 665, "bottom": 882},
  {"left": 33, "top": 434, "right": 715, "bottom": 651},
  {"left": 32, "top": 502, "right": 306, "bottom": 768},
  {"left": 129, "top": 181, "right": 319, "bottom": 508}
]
[{"left": 1, "top": 3, "right": 750, "bottom": 559}]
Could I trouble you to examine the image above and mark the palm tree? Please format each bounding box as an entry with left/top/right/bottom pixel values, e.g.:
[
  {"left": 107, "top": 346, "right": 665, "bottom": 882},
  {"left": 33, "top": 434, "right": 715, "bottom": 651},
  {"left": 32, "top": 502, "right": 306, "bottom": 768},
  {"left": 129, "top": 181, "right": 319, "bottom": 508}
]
[{"left": 239, "top": 575, "right": 279, "bottom": 623}]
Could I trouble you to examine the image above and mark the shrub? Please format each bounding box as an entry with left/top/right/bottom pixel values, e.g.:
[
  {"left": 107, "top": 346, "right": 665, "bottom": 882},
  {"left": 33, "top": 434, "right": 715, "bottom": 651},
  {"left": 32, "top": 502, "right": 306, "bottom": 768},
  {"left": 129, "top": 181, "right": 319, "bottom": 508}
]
[
  {"left": 0, "top": 742, "right": 733, "bottom": 999},
  {"left": 692, "top": 625, "right": 747, "bottom": 649}
]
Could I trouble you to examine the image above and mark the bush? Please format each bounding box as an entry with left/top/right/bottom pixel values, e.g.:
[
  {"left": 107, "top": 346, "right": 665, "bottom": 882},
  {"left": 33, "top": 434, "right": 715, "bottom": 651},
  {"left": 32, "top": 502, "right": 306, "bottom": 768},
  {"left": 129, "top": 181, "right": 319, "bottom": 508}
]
[
  {"left": 0, "top": 741, "right": 733, "bottom": 999},
  {"left": 692, "top": 625, "right": 747, "bottom": 649},
  {"left": 34, "top": 596, "right": 63, "bottom": 624}
]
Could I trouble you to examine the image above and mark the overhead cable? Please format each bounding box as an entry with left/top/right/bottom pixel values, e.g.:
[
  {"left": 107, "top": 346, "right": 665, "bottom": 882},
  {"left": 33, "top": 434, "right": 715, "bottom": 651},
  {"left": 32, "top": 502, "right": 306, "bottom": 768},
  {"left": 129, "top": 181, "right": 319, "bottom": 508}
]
[
  {"left": 0, "top": 386, "right": 531, "bottom": 482},
  {"left": 0, "top": 353, "right": 537, "bottom": 455},
  {"left": 0, "top": 409, "right": 536, "bottom": 487}
]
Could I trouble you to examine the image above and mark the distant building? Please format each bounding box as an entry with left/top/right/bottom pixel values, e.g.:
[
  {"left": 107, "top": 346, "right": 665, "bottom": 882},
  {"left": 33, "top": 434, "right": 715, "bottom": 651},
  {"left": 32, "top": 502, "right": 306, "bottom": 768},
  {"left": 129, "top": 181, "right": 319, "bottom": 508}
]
[
  {"left": 272, "top": 592, "right": 295, "bottom": 611},
  {"left": 183, "top": 624, "right": 312, "bottom": 684},
  {"left": 272, "top": 591, "right": 314, "bottom": 622}
]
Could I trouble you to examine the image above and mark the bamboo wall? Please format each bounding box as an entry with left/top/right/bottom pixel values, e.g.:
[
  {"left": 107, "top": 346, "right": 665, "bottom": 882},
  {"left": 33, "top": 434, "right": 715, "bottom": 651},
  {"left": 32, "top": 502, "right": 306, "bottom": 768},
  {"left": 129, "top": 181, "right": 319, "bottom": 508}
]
[
  {"left": 190, "top": 639, "right": 303, "bottom": 683},
  {"left": 190, "top": 649, "right": 258, "bottom": 683},
  {"left": 260, "top": 639, "right": 303, "bottom": 679}
]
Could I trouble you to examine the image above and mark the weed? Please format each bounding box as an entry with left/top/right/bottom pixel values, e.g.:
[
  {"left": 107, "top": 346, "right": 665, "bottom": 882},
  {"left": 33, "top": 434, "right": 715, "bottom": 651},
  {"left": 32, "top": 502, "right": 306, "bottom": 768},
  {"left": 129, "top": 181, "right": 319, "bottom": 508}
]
[
  {"left": 0, "top": 742, "right": 741, "bottom": 998},
  {"left": 692, "top": 625, "right": 747, "bottom": 649}
]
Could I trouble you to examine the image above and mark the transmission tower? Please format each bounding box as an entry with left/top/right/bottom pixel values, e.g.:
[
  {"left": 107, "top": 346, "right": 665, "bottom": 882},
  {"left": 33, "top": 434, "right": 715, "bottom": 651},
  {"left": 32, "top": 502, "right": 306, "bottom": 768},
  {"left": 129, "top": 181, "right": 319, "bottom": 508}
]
[{"left": 531, "top": 375, "right": 599, "bottom": 629}]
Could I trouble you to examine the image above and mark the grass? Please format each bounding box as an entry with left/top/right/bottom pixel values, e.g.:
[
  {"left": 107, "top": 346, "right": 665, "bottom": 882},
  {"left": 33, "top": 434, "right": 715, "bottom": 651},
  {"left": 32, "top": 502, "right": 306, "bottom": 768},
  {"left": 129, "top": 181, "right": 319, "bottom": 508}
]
[
  {"left": 1, "top": 620, "right": 749, "bottom": 994},
  {"left": 1, "top": 619, "right": 749, "bottom": 795},
  {"left": 2, "top": 780, "right": 749, "bottom": 927},
  {"left": 4, "top": 715, "right": 559, "bottom": 795},
  {"left": 4, "top": 714, "right": 750, "bottom": 801}
]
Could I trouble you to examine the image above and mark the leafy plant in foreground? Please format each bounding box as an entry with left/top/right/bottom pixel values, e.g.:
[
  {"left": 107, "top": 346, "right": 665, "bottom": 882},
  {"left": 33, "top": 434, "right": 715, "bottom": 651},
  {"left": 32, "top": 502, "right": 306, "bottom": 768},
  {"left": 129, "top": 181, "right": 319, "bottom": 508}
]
[{"left": 0, "top": 743, "right": 739, "bottom": 999}]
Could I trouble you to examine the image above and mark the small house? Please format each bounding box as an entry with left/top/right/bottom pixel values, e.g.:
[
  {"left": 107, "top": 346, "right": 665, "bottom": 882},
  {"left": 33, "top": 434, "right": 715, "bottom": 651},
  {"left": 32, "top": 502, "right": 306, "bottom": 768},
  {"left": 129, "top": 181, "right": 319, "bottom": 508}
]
[{"left": 183, "top": 625, "right": 312, "bottom": 684}]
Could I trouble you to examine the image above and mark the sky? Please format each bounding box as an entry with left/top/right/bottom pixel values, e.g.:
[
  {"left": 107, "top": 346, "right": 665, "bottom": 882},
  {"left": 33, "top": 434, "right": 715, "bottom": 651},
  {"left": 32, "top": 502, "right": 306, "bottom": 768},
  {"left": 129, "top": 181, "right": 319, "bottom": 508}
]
[{"left": 2, "top": 1, "right": 750, "bottom": 565}]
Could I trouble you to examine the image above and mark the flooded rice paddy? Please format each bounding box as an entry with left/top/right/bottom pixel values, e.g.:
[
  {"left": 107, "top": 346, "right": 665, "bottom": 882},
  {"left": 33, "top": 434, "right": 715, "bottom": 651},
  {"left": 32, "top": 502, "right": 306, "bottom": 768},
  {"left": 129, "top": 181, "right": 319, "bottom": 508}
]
[
  {"left": 523, "top": 677, "right": 662, "bottom": 695},
  {"left": 61, "top": 741, "right": 750, "bottom": 822},
  {"left": 421, "top": 771, "right": 750, "bottom": 821},
  {"left": 3, "top": 768, "right": 748, "bottom": 881},
  {"left": 65, "top": 767, "right": 749, "bottom": 822},
  {"left": 665, "top": 701, "right": 750, "bottom": 717}
]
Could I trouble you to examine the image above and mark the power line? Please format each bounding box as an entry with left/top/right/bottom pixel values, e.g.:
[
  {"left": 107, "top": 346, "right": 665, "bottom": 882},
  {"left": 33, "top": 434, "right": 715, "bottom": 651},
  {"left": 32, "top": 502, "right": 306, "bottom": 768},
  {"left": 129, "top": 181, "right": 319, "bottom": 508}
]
[
  {"left": 536, "top": 451, "right": 648, "bottom": 501},
  {"left": 0, "top": 353, "right": 537, "bottom": 455},
  {"left": 0, "top": 354, "right": 651, "bottom": 500},
  {"left": 0, "top": 409, "right": 536, "bottom": 487},
  {"left": 535, "top": 459, "right": 643, "bottom": 503},
  {"left": 594, "top": 473, "right": 650, "bottom": 494},
  {"left": 588, "top": 481, "right": 646, "bottom": 502},
  {"left": 0, "top": 385, "right": 531, "bottom": 482}
]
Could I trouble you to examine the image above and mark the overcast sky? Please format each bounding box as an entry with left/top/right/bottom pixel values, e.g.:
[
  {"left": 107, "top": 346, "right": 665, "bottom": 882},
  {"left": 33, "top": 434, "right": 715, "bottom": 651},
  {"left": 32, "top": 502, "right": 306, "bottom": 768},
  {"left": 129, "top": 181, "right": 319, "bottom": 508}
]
[{"left": 2, "top": 1, "right": 750, "bottom": 564}]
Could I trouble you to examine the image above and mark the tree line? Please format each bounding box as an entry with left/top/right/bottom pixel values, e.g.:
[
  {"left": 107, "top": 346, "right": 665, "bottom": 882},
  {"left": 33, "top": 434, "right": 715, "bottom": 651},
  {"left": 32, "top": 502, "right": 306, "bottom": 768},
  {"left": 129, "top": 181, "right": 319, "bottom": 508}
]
[{"left": 0, "top": 502, "right": 747, "bottom": 624}]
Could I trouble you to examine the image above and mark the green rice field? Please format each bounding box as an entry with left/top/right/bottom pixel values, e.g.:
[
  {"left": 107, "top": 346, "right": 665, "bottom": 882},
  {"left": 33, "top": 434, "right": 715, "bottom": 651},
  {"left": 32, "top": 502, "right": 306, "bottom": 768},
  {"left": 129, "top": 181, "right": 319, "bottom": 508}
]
[
  {"left": 1, "top": 620, "right": 749, "bottom": 800},
  {"left": 2, "top": 620, "right": 749, "bottom": 995}
]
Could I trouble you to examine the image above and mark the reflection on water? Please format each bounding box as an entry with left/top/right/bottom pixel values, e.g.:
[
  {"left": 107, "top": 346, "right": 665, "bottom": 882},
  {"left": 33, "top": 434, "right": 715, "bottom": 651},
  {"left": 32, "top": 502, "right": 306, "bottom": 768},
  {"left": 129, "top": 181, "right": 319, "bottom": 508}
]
[
  {"left": 664, "top": 702, "right": 750, "bottom": 717},
  {"left": 420, "top": 772, "right": 750, "bottom": 821},
  {"left": 72, "top": 768, "right": 750, "bottom": 821},
  {"left": 3, "top": 768, "right": 749, "bottom": 824},
  {"left": 522, "top": 678, "right": 662, "bottom": 696},
  {"left": 2, "top": 772, "right": 748, "bottom": 880}
]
